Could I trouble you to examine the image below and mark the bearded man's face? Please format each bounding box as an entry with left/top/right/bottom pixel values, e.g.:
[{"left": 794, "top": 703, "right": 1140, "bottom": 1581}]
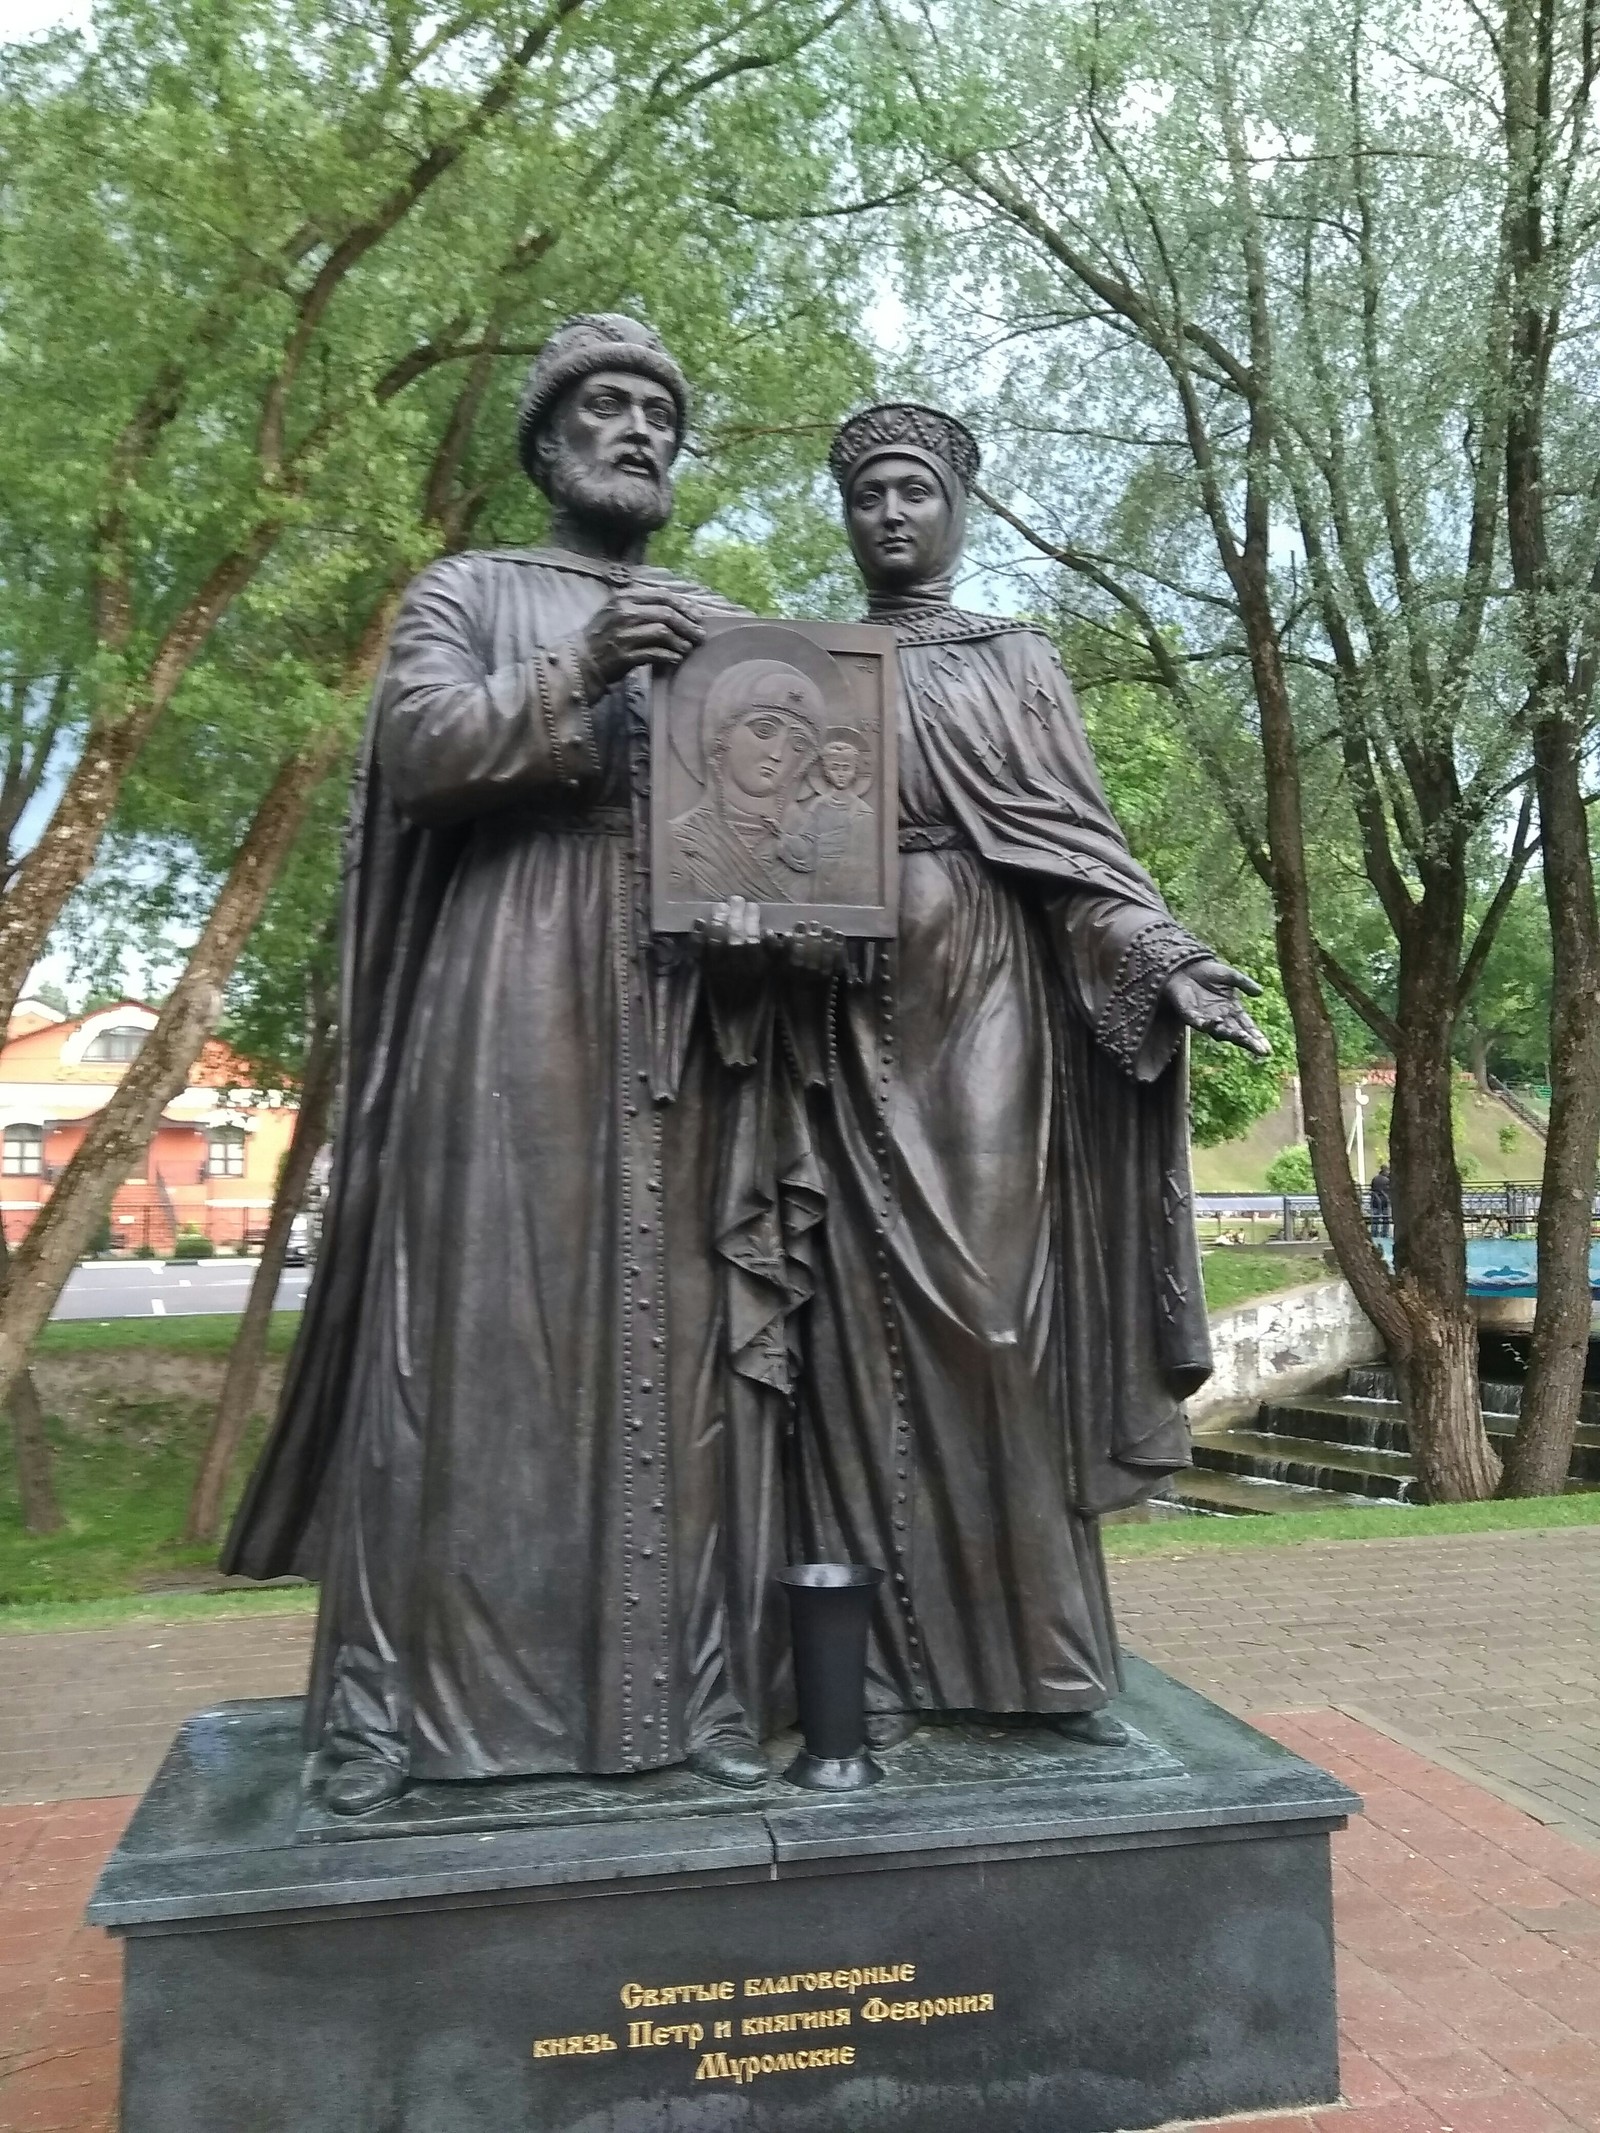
[{"left": 536, "top": 367, "right": 677, "bottom": 536}]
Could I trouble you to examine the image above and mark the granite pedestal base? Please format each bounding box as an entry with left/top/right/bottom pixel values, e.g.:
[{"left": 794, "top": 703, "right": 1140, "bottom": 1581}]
[{"left": 89, "top": 1656, "right": 1358, "bottom": 2133}]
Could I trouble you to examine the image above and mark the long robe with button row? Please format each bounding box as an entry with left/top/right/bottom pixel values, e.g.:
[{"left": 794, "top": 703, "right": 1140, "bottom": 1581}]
[{"left": 223, "top": 547, "right": 812, "bottom": 1779}]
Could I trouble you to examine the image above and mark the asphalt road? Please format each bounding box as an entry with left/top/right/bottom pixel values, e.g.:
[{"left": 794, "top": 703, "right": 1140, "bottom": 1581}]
[{"left": 52, "top": 1257, "right": 312, "bottom": 1320}]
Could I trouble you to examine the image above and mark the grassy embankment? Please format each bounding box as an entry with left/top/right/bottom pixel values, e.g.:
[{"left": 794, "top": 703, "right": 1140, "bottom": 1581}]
[
  {"left": 3, "top": 1273, "right": 1592, "bottom": 1628},
  {"left": 1190, "top": 1084, "right": 1545, "bottom": 1194},
  {"left": 5, "top": 1282, "right": 1294, "bottom": 1610},
  {"left": 0, "top": 1313, "right": 301, "bottom": 1611},
  {"left": 1197, "top": 1249, "right": 1325, "bottom": 1313}
]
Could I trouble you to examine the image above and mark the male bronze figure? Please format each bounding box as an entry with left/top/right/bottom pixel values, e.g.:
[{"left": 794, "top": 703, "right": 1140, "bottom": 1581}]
[
  {"left": 223, "top": 315, "right": 798, "bottom": 1810},
  {"left": 795, "top": 404, "right": 1268, "bottom": 1750}
]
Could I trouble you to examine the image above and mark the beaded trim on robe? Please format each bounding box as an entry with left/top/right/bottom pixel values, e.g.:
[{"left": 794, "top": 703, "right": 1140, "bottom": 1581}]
[
  {"left": 483, "top": 546, "right": 743, "bottom": 606},
  {"left": 863, "top": 601, "right": 1045, "bottom": 648}
]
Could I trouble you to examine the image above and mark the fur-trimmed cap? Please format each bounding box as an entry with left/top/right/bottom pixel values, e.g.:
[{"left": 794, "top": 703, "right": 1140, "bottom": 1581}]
[
  {"left": 828, "top": 402, "right": 981, "bottom": 493},
  {"left": 517, "top": 313, "right": 689, "bottom": 474}
]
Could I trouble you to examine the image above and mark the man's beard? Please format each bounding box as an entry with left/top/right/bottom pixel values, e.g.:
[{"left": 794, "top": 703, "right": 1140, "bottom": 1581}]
[{"left": 543, "top": 439, "right": 672, "bottom": 538}]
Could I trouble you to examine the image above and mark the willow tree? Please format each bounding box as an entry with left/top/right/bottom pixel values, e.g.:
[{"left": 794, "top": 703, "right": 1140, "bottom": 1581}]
[
  {"left": 1496, "top": 0, "right": 1600, "bottom": 1493},
  {"left": 0, "top": 0, "right": 876, "bottom": 1512},
  {"left": 0, "top": 0, "right": 864, "bottom": 1048},
  {"left": 832, "top": 0, "right": 1600, "bottom": 1498}
]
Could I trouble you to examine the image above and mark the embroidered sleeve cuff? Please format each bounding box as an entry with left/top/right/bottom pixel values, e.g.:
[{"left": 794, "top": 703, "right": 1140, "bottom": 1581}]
[
  {"left": 531, "top": 641, "right": 603, "bottom": 786},
  {"left": 1095, "top": 918, "right": 1207, "bottom": 1075}
]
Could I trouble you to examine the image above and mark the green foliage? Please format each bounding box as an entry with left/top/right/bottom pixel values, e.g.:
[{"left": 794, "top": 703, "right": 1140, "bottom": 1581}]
[
  {"left": 1188, "top": 977, "right": 1292, "bottom": 1148},
  {"left": 1457, "top": 886, "right": 1553, "bottom": 1087},
  {"left": 173, "top": 1226, "right": 214, "bottom": 1258},
  {"left": 1072, "top": 653, "right": 1287, "bottom": 1146},
  {"left": 1498, "top": 1123, "right": 1519, "bottom": 1156},
  {"left": 1264, "top": 1143, "right": 1316, "bottom": 1194},
  {"left": 6, "top": 0, "right": 877, "bottom": 1027}
]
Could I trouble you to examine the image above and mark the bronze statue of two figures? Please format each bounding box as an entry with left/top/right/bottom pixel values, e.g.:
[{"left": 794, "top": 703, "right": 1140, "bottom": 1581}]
[{"left": 222, "top": 315, "right": 1268, "bottom": 1816}]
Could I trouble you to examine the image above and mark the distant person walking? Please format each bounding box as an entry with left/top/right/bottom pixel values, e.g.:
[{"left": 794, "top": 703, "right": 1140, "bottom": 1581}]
[{"left": 1369, "top": 1163, "right": 1392, "bottom": 1238}]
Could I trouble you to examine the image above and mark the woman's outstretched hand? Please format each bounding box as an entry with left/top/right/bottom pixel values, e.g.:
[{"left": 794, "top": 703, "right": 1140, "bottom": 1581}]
[{"left": 1163, "top": 959, "right": 1272, "bottom": 1056}]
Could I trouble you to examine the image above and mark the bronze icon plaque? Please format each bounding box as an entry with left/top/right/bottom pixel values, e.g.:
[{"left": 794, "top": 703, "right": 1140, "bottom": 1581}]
[{"left": 651, "top": 618, "right": 899, "bottom": 937}]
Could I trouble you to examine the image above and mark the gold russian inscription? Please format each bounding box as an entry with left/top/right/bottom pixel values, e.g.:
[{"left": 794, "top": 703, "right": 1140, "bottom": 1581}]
[
  {"left": 741, "top": 2006, "right": 851, "bottom": 2036},
  {"left": 620, "top": 1978, "right": 734, "bottom": 2008},
  {"left": 742, "top": 1963, "right": 914, "bottom": 1998},
  {"left": 859, "top": 1993, "right": 995, "bottom": 2024},
  {"left": 628, "top": 2019, "right": 704, "bottom": 2051},
  {"left": 695, "top": 2046, "right": 857, "bottom": 2084},
  {"left": 535, "top": 1958, "right": 991, "bottom": 2078},
  {"left": 532, "top": 2031, "right": 618, "bottom": 2059}
]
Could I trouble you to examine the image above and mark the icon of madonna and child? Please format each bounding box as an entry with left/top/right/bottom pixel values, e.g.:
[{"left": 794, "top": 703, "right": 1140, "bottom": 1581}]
[{"left": 659, "top": 630, "right": 889, "bottom": 923}]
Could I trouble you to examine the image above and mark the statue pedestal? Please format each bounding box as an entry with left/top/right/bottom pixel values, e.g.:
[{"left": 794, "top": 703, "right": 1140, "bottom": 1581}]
[{"left": 89, "top": 1657, "right": 1357, "bottom": 2133}]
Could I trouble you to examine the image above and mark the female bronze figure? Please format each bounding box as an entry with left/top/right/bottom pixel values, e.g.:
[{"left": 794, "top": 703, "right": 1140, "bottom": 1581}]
[{"left": 797, "top": 405, "right": 1267, "bottom": 1746}]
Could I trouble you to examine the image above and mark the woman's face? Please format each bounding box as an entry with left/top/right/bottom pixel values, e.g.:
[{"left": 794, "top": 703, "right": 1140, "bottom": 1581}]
[
  {"left": 846, "top": 453, "right": 951, "bottom": 589},
  {"left": 723, "top": 709, "right": 802, "bottom": 800}
]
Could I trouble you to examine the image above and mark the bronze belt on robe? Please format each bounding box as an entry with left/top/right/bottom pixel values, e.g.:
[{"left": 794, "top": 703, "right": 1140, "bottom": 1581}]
[
  {"left": 899, "top": 823, "right": 974, "bottom": 852},
  {"left": 528, "top": 805, "right": 633, "bottom": 837}
]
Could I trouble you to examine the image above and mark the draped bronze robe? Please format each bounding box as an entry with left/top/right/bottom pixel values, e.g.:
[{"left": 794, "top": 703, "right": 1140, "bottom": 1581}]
[
  {"left": 223, "top": 547, "right": 816, "bottom": 1779},
  {"left": 793, "top": 609, "right": 1213, "bottom": 1720}
]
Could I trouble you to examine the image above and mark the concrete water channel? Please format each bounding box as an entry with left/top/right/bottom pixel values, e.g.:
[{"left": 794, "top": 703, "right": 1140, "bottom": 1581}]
[
  {"left": 1173, "top": 1237, "right": 1600, "bottom": 1515},
  {"left": 1176, "top": 1348, "right": 1600, "bottom": 1514}
]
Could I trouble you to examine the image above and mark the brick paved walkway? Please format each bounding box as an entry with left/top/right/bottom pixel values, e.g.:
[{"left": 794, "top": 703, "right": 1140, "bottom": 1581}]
[
  {"left": 5, "top": 1711, "right": 1600, "bottom": 2133},
  {"left": 0, "top": 1794, "right": 127, "bottom": 2133},
  {"left": 1115, "top": 1526, "right": 1600, "bottom": 1850},
  {"left": 4, "top": 1529, "right": 1595, "bottom": 1846},
  {"left": 0, "top": 1614, "right": 311, "bottom": 1807}
]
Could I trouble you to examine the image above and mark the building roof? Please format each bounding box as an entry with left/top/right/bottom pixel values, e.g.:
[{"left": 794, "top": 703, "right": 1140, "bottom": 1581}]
[{"left": 0, "top": 1001, "right": 267, "bottom": 1096}]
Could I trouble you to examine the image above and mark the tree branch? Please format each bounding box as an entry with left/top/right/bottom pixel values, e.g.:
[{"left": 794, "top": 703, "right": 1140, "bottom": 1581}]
[{"left": 1456, "top": 784, "right": 1540, "bottom": 1010}]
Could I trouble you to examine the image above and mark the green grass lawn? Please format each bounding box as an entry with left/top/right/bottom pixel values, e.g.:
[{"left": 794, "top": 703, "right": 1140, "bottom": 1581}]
[
  {"left": 1199, "top": 1249, "right": 1320, "bottom": 1312},
  {"left": 33, "top": 1310, "right": 303, "bottom": 1357},
  {"left": 1103, "top": 1491, "right": 1600, "bottom": 1558},
  {"left": 0, "top": 1311, "right": 301, "bottom": 1607},
  {"left": 0, "top": 1391, "right": 275, "bottom": 1607}
]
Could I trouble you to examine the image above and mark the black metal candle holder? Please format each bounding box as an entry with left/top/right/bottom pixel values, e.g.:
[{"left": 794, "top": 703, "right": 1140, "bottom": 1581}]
[{"left": 776, "top": 1562, "right": 885, "bottom": 1790}]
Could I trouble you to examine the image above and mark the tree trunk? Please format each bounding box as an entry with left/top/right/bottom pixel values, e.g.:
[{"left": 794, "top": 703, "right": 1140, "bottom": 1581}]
[
  {"left": 1400, "top": 1301, "right": 1500, "bottom": 1501},
  {"left": 1496, "top": 6, "right": 1600, "bottom": 1497},
  {"left": 0, "top": 523, "right": 281, "bottom": 1044},
  {"left": 8, "top": 1366, "right": 61, "bottom": 1535},
  {"left": 185, "top": 979, "right": 338, "bottom": 1546},
  {"left": 1467, "top": 1026, "right": 1490, "bottom": 1095},
  {"left": 1501, "top": 706, "right": 1600, "bottom": 1496},
  {"left": 1387, "top": 1056, "right": 1496, "bottom": 1502},
  {"left": 0, "top": 733, "right": 343, "bottom": 1412},
  {"left": 1385, "top": 884, "right": 1500, "bottom": 1500},
  {"left": 0, "top": 1226, "right": 60, "bottom": 1533}
]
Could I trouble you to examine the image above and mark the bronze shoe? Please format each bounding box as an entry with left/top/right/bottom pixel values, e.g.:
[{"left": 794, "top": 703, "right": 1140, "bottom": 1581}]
[
  {"left": 688, "top": 1737, "right": 769, "bottom": 1789},
  {"left": 323, "top": 1756, "right": 406, "bottom": 1816},
  {"left": 1050, "top": 1708, "right": 1130, "bottom": 1749}
]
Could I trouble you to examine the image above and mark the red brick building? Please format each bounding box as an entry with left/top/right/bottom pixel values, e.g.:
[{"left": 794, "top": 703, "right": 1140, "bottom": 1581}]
[{"left": 0, "top": 999, "right": 298, "bottom": 1252}]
